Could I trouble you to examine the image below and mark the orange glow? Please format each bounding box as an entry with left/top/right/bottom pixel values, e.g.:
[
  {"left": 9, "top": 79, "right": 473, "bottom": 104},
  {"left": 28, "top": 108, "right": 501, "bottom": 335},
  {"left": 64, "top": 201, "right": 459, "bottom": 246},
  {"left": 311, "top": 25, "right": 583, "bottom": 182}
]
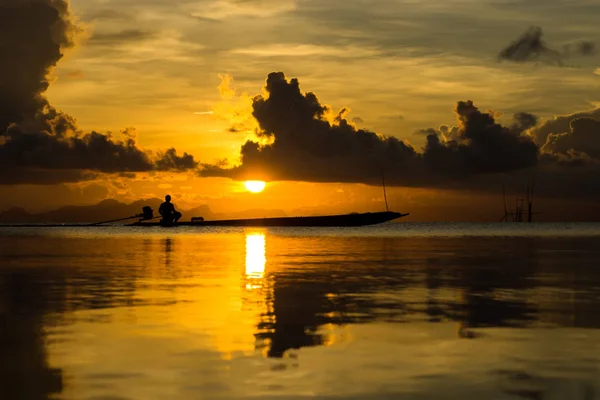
[{"left": 244, "top": 180, "right": 266, "bottom": 193}]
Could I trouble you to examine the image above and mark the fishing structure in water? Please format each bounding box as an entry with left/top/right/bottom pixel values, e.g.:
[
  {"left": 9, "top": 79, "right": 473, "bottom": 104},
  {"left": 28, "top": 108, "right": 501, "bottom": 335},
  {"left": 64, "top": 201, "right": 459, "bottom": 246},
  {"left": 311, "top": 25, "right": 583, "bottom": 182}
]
[{"left": 500, "top": 180, "right": 541, "bottom": 222}]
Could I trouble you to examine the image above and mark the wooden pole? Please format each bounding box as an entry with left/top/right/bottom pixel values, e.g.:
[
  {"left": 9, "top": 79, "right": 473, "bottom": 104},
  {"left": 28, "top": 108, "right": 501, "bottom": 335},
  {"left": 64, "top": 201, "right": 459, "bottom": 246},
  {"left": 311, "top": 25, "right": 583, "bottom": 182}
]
[{"left": 381, "top": 170, "right": 389, "bottom": 212}]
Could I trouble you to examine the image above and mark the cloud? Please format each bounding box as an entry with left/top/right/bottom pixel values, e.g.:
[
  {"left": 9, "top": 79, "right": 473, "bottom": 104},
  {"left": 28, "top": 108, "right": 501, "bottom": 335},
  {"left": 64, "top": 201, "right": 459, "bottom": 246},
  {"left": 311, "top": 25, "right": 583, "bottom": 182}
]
[
  {"left": 498, "top": 26, "right": 595, "bottom": 66},
  {"left": 85, "top": 9, "right": 130, "bottom": 21},
  {"left": 576, "top": 41, "right": 596, "bottom": 56},
  {"left": 82, "top": 29, "right": 204, "bottom": 63},
  {"left": 415, "top": 128, "right": 438, "bottom": 136},
  {"left": 229, "top": 44, "right": 381, "bottom": 58},
  {"left": 211, "top": 73, "right": 259, "bottom": 137},
  {"left": 200, "top": 72, "right": 539, "bottom": 185},
  {"left": 155, "top": 148, "right": 199, "bottom": 171},
  {"left": 541, "top": 117, "right": 600, "bottom": 161},
  {"left": 187, "top": 0, "right": 296, "bottom": 20},
  {"left": 511, "top": 112, "right": 539, "bottom": 133},
  {"left": 63, "top": 69, "right": 85, "bottom": 79},
  {"left": 0, "top": 0, "right": 80, "bottom": 132},
  {"left": 0, "top": 0, "right": 199, "bottom": 185},
  {"left": 0, "top": 168, "right": 96, "bottom": 186},
  {"left": 0, "top": 127, "right": 153, "bottom": 172},
  {"left": 88, "top": 29, "right": 157, "bottom": 45},
  {"left": 198, "top": 71, "right": 600, "bottom": 201},
  {"left": 529, "top": 107, "right": 600, "bottom": 144},
  {"left": 422, "top": 101, "right": 539, "bottom": 175}
]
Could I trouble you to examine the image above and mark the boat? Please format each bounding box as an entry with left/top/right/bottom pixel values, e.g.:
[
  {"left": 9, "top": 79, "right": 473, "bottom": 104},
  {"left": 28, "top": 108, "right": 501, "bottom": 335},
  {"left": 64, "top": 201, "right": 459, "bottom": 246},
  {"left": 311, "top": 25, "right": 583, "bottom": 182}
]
[
  {"left": 0, "top": 211, "right": 408, "bottom": 228},
  {"left": 127, "top": 171, "right": 408, "bottom": 227},
  {"left": 0, "top": 177, "right": 409, "bottom": 228},
  {"left": 128, "top": 211, "right": 408, "bottom": 227}
]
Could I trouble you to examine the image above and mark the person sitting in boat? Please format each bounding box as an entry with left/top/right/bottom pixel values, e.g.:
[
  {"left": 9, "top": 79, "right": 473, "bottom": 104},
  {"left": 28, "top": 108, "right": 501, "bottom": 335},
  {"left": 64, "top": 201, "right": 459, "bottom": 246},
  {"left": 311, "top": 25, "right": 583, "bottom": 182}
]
[{"left": 159, "top": 195, "right": 182, "bottom": 225}]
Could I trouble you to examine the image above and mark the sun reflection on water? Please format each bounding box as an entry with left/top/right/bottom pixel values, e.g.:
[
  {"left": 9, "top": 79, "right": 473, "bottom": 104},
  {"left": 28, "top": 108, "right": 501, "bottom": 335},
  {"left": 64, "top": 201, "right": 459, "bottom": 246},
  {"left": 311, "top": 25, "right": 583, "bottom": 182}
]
[{"left": 245, "top": 233, "right": 266, "bottom": 286}]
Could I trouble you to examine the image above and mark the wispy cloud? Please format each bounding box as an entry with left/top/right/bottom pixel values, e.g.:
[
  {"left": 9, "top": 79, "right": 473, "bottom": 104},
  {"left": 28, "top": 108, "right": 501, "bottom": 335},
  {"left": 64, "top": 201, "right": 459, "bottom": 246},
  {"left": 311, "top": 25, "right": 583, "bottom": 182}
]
[
  {"left": 186, "top": 0, "right": 296, "bottom": 20},
  {"left": 89, "top": 29, "right": 157, "bottom": 45},
  {"left": 81, "top": 30, "right": 204, "bottom": 64},
  {"left": 229, "top": 44, "right": 381, "bottom": 58}
]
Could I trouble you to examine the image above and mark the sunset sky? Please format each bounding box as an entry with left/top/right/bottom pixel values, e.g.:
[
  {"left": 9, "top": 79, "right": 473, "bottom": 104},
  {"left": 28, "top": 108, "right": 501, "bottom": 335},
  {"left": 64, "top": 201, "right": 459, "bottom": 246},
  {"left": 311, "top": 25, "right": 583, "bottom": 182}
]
[{"left": 1, "top": 0, "right": 599, "bottom": 220}]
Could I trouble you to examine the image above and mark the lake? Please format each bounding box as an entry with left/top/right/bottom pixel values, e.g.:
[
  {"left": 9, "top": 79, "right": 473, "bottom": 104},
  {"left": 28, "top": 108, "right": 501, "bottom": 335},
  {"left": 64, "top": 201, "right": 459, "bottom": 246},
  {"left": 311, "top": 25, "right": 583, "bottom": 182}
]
[{"left": 1, "top": 223, "right": 600, "bottom": 399}]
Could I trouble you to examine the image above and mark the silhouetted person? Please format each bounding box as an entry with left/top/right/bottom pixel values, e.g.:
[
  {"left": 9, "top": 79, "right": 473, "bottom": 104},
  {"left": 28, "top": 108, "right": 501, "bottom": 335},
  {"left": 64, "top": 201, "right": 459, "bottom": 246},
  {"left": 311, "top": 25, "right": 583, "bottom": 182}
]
[{"left": 159, "top": 195, "right": 182, "bottom": 225}]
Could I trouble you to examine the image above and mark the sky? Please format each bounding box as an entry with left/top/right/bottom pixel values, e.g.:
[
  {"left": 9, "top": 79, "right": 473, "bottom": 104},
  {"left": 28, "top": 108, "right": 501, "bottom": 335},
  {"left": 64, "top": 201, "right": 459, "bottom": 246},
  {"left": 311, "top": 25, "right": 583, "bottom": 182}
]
[{"left": 1, "top": 0, "right": 599, "bottom": 220}]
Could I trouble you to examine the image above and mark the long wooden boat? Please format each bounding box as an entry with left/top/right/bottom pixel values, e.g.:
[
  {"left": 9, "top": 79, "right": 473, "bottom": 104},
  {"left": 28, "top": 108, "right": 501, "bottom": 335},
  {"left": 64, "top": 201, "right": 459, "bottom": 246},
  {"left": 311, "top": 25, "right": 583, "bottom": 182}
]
[
  {"left": 0, "top": 211, "right": 408, "bottom": 228},
  {"left": 128, "top": 211, "right": 408, "bottom": 227}
]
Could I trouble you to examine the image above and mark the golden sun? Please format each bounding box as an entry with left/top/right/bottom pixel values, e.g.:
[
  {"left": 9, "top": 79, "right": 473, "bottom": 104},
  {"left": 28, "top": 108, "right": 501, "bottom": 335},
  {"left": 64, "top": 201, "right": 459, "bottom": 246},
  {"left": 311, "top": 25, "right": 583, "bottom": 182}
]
[{"left": 244, "top": 180, "right": 266, "bottom": 193}]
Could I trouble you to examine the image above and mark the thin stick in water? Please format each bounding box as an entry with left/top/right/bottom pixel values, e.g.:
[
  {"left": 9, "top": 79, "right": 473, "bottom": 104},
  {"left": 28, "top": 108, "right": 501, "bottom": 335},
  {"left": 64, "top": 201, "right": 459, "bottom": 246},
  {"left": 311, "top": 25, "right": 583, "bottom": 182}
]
[{"left": 381, "top": 170, "right": 389, "bottom": 212}]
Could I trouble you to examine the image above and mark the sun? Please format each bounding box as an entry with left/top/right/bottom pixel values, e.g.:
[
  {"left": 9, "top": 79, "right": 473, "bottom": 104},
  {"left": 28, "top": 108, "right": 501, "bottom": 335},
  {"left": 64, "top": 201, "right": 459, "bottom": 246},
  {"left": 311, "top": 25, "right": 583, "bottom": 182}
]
[{"left": 244, "top": 180, "right": 266, "bottom": 193}]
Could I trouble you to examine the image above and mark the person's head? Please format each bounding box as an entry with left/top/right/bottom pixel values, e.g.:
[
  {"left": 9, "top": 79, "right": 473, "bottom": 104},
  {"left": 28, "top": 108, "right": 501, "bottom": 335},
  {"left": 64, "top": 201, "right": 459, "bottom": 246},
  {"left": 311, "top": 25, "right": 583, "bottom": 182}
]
[{"left": 165, "top": 195, "right": 171, "bottom": 202}]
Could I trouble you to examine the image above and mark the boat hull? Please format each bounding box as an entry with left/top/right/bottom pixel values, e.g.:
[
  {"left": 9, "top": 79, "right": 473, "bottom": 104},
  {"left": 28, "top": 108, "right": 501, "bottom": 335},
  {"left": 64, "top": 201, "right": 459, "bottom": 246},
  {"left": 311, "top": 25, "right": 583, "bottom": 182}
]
[{"left": 129, "top": 211, "right": 408, "bottom": 227}]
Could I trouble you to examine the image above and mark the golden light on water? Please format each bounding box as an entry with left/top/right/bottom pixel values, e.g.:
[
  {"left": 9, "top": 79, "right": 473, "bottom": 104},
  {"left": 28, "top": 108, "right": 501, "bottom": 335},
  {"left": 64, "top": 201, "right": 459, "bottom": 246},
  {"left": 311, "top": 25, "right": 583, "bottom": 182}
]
[
  {"left": 244, "top": 180, "right": 266, "bottom": 193},
  {"left": 245, "top": 233, "right": 266, "bottom": 282}
]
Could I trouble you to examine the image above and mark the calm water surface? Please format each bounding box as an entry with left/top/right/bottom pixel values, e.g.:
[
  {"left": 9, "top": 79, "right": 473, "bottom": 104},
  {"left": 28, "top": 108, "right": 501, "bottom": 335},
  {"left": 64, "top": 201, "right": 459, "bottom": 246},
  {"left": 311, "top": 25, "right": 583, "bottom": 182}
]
[{"left": 2, "top": 223, "right": 600, "bottom": 399}]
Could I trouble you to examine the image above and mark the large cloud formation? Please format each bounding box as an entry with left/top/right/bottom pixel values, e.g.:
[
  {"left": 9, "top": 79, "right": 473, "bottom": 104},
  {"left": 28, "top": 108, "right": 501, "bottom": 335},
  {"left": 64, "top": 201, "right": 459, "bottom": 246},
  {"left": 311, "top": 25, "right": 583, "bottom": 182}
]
[
  {"left": 0, "top": 0, "right": 197, "bottom": 185},
  {"left": 203, "top": 72, "right": 421, "bottom": 184},
  {"left": 423, "top": 101, "right": 538, "bottom": 175},
  {"left": 201, "top": 72, "right": 600, "bottom": 199},
  {"left": 202, "top": 72, "right": 539, "bottom": 184}
]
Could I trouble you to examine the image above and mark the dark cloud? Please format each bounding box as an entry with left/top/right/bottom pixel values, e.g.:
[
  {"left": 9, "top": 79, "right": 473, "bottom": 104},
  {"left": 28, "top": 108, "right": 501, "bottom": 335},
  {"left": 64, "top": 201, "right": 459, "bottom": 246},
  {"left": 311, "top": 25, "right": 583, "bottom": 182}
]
[
  {"left": 201, "top": 72, "right": 539, "bottom": 186},
  {"left": 511, "top": 112, "right": 538, "bottom": 133},
  {"left": 0, "top": 168, "right": 96, "bottom": 186},
  {"left": 576, "top": 41, "right": 596, "bottom": 56},
  {"left": 423, "top": 100, "right": 539, "bottom": 175},
  {"left": 541, "top": 117, "right": 600, "bottom": 160},
  {"left": 202, "top": 72, "right": 420, "bottom": 185},
  {"left": 155, "top": 148, "right": 199, "bottom": 171},
  {"left": 89, "top": 29, "right": 157, "bottom": 45},
  {"left": 529, "top": 107, "right": 600, "bottom": 145},
  {"left": 352, "top": 117, "right": 364, "bottom": 123},
  {"left": 0, "top": 0, "right": 79, "bottom": 132},
  {"left": 498, "top": 26, "right": 595, "bottom": 66},
  {"left": 540, "top": 150, "right": 599, "bottom": 168},
  {"left": 562, "top": 41, "right": 597, "bottom": 57},
  {"left": 0, "top": 127, "right": 153, "bottom": 172},
  {"left": 415, "top": 128, "right": 438, "bottom": 136},
  {"left": 498, "top": 27, "right": 563, "bottom": 65},
  {"left": 0, "top": 0, "right": 199, "bottom": 185},
  {"left": 0, "top": 123, "right": 200, "bottom": 183}
]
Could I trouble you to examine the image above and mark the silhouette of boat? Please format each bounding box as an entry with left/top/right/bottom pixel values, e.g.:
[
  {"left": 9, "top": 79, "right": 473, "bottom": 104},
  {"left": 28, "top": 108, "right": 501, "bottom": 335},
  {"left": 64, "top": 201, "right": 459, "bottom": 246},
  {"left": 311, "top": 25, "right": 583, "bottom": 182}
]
[
  {"left": 128, "top": 211, "right": 408, "bottom": 227},
  {"left": 0, "top": 180, "right": 408, "bottom": 228},
  {"left": 0, "top": 171, "right": 410, "bottom": 228},
  {"left": 0, "top": 211, "right": 408, "bottom": 228}
]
